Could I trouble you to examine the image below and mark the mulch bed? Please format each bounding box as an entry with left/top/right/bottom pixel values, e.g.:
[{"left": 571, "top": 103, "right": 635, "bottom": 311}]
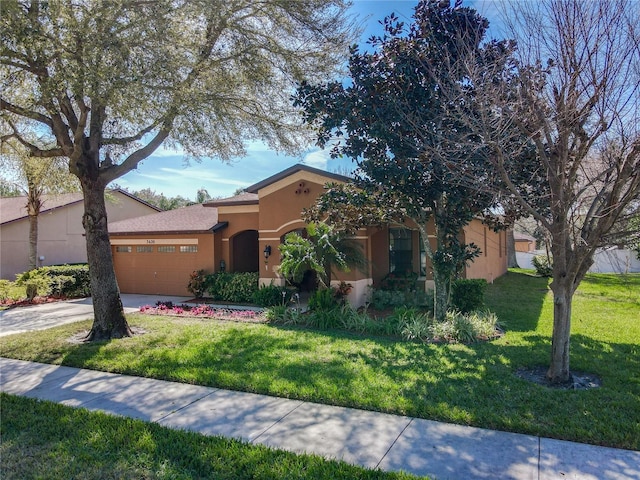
[
  {"left": 0, "top": 296, "right": 70, "bottom": 309},
  {"left": 515, "top": 366, "right": 602, "bottom": 390}
]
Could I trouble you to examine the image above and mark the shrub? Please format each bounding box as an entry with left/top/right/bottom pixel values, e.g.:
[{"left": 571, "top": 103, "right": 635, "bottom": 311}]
[
  {"left": 429, "top": 310, "right": 501, "bottom": 343},
  {"left": 380, "top": 271, "right": 418, "bottom": 291},
  {"left": 252, "top": 284, "right": 290, "bottom": 307},
  {"left": 265, "top": 305, "right": 305, "bottom": 326},
  {"left": 331, "top": 281, "right": 352, "bottom": 304},
  {"left": 369, "top": 289, "right": 406, "bottom": 310},
  {"left": 15, "top": 270, "right": 51, "bottom": 300},
  {"left": 450, "top": 279, "right": 487, "bottom": 313},
  {"left": 204, "top": 272, "right": 259, "bottom": 303},
  {"left": 400, "top": 313, "right": 432, "bottom": 342},
  {"left": 308, "top": 288, "right": 338, "bottom": 311},
  {"left": 532, "top": 254, "right": 553, "bottom": 277},
  {"left": 0, "top": 280, "right": 11, "bottom": 302},
  {"left": 187, "top": 269, "right": 207, "bottom": 298}
]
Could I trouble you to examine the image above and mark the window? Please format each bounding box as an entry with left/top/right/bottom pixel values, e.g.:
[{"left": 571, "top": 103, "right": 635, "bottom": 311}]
[
  {"left": 158, "top": 246, "right": 176, "bottom": 253},
  {"left": 389, "top": 228, "right": 413, "bottom": 274},
  {"left": 116, "top": 246, "right": 131, "bottom": 253},
  {"left": 180, "top": 245, "right": 198, "bottom": 253},
  {"left": 137, "top": 246, "right": 153, "bottom": 253}
]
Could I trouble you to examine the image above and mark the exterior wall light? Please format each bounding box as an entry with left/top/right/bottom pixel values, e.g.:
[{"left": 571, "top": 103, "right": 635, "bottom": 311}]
[
  {"left": 263, "top": 245, "right": 272, "bottom": 259},
  {"left": 219, "top": 259, "right": 226, "bottom": 272}
]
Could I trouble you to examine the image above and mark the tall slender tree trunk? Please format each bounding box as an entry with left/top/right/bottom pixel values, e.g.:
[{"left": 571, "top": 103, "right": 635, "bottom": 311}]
[
  {"left": 28, "top": 213, "right": 38, "bottom": 271},
  {"left": 547, "top": 278, "right": 573, "bottom": 384},
  {"left": 26, "top": 183, "right": 41, "bottom": 271},
  {"left": 81, "top": 182, "right": 131, "bottom": 340},
  {"left": 507, "top": 229, "right": 519, "bottom": 268}
]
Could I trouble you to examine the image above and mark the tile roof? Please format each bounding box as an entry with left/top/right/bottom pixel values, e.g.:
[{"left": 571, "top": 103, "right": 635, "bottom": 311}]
[
  {"left": 1, "top": 190, "right": 160, "bottom": 225},
  {"left": 244, "top": 163, "right": 350, "bottom": 194},
  {"left": 109, "top": 203, "right": 219, "bottom": 234},
  {"left": 204, "top": 192, "right": 259, "bottom": 207},
  {"left": 0, "top": 192, "right": 84, "bottom": 225}
]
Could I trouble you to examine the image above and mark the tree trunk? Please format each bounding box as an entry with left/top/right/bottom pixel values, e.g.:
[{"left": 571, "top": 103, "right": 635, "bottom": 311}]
[
  {"left": 547, "top": 279, "right": 573, "bottom": 385},
  {"left": 28, "top": 213, "right": 37, "bottom": 271},
  {"left": 81, "top": 182, "right": 131, "bottom": 341},
  {"left": 433, "top": 266, "right": 450, "bottom": 322},
  {"left": 507, "top": 229, "right": 519, "bottom": 268}
]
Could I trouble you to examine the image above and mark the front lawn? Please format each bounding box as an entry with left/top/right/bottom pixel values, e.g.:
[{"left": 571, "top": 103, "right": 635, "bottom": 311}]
[{"left": 1, "top": 271, "right": 638, "bottom": 450}]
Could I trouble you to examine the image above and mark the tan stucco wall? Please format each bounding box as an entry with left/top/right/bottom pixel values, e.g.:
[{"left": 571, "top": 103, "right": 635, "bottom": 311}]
[
  {"left": 111, "top": 233, "right": 215, "bottom": 296},
  {"left": 1, "top": 191, "right": 158, "bottom": 279},
  {"left": 515, "top": 239, "right": 535, "bottom": 252},
  {"left": 463, "top": 220, "right": 508, "bottom": 283}
]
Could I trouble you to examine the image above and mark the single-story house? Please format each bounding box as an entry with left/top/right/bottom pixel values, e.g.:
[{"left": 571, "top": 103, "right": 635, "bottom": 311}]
[
  {"left": 514, "top": 231, "right": 536, "bottom": 252},
  {"left": 109, "top": 164, "right": 507, "bottom": 304},
  {"left": 1, "top": 189, "right": 160, "bottom": 280}
]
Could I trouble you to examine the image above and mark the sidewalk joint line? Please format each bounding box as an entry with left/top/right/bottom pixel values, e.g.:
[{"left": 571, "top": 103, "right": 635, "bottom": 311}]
[
  {"left": 376, "top": 417, "right": 414, "bottom": 470},
  {"left": 251, "top": 400, "right": 305, "bottom": 443}
]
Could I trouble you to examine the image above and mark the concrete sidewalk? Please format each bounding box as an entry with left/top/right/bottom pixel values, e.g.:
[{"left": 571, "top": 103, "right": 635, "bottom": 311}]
[
  {"left": 1, "top": 358, "right": 638, "bottom": 479},
  {"left": 0, "top": 294, "right": 191, "bottom": 337}
]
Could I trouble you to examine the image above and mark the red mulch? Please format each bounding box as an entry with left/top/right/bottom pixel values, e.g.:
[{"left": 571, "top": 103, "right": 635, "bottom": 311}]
[{"left": 0, "top": 296, "right": 69, "bottom": 309}]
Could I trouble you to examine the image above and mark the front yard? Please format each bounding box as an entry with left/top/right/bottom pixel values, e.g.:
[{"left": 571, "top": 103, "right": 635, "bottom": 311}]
[{"left": 1, "top": 270, "right": 639, "bottom": 451}]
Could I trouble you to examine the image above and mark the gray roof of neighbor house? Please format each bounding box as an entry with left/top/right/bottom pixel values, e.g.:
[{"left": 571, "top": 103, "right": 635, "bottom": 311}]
[
  {"left": 109, "top": 203, "right": 223, "bottom": 235},
  {"left": 0, "top": 189, "right": 160, "bottom": 226}
]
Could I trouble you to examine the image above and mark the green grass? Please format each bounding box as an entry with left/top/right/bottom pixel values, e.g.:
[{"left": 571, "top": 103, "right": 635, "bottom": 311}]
[
  {"left": 1, "top": 271, "right": 639, "bottom": 450},
  {"left": 0, "top": 394, "right": 419, "bottom": 480}
]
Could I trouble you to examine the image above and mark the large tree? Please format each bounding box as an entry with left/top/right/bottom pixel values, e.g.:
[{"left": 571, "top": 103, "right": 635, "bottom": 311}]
[
  {"left": 0, "top": 0, "right": 355, "bottom": 340},
  {"left": 436, "top": 0, "right": 640, "bottom": 383},
  {"left": 295, "top": 1, "right": 499, "bottom": 320}
]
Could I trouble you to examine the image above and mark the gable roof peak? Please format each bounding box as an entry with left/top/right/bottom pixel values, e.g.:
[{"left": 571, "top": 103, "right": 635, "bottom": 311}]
[{"left": 245, "top": 163, "right": 351, "bottom": 194}]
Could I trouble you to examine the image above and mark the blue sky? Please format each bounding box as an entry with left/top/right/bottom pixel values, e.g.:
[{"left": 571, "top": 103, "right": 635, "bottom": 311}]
[{"left": 115, "top": 1, "right": 502, "bottom": 200}]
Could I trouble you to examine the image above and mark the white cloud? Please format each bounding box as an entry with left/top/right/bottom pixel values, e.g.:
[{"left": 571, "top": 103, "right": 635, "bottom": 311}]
[{"left": 303, "top": 147, "right": 331, "bottom": 170}]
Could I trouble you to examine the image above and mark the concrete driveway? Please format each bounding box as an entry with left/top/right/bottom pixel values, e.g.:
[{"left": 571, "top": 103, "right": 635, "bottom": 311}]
[{"left": 0, "top": 294, "right": 191, "bottom": 337}]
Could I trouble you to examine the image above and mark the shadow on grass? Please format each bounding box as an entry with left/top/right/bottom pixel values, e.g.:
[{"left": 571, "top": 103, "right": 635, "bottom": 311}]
[
  {"left": 485, "top": 271, "right": 549, "bottom": 332},
  {"left": 44, "top": 321, "right": 640, "bottom": 450}
]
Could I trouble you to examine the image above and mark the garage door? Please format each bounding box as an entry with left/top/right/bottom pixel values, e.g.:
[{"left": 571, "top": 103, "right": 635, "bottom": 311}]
[{"left": 113, "top": 241, "right": 201, "bottom": 296}]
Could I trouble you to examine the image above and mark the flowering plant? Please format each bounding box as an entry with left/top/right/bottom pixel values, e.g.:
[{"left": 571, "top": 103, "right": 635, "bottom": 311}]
[{"left": 140, "top": 301, "right": 265, "bottom": 323}]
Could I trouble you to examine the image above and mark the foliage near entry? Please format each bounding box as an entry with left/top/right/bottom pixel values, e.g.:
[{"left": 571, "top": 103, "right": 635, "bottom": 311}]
[{"left": 204, "top": 272, "right": 259, "bottom": 304}]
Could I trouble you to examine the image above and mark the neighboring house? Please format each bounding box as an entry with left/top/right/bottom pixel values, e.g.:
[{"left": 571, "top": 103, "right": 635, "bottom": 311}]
[
  {"left": 0, "top": 190, "right": 160, "bottom": 280},
  {"left": 109, "top": 164, "right": 508, "bottom": 304},
  {"left": 514, "top": 231, "right": 536, "bottom": 252}
]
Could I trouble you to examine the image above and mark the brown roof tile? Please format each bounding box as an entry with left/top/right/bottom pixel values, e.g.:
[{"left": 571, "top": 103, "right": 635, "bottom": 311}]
[{"left": 109, "top": 203, "right": 219, "bottom": 234}]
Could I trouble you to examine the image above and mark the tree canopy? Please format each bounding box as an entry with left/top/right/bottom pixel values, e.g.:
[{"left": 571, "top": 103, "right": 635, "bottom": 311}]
[
  {"left": 295, "top": 0, "right": 500, "bottom": 320},
  {"left": 428, "top": 0, "right": 640, "bottom": 383},
  {"left": 0, "top": 0, "right": 356, "bottom": 339}
]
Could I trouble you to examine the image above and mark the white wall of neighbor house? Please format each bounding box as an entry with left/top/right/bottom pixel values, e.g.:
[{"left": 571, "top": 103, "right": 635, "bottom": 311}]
[
  {"left": 0, "top": 192, "right": 158, "bottom": 280},
  {"left": 516, "top": 248, "right": 640, "bottom": 274}
]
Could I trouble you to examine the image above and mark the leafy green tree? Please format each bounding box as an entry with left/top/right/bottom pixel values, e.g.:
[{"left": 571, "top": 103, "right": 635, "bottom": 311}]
[
  {"left": 1, "top": 0, "right": 355, "bottom": 340},
  {"left": 0, "top": 140, "right": 79, "bottom": 271},
  {"left": 295, "top": 1, "right": 498, "bottom": 320},
  {"left": 278, "top": 222, "right": 363, "bottom": 290}
]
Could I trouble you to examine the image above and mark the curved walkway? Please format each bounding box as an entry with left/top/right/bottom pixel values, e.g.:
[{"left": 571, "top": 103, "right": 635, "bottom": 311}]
[{"left": 1, "top": 357, "right": 638, "bottom": 479}]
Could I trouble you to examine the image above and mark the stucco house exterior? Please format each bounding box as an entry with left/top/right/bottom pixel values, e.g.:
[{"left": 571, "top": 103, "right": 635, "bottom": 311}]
[
  {"left": 0, "top": 189, "right": 160, "bottom": 280},
  {"left": 109, "top": 164, "right": 507, "bottom": 304}
]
